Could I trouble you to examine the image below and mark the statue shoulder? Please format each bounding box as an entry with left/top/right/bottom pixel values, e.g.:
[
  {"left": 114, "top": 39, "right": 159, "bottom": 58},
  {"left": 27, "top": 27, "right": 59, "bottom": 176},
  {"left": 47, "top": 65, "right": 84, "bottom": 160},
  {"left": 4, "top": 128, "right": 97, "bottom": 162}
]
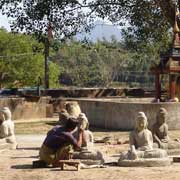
[
  {"left": 146, "top": 128, "right": 152, "bottom": 132},
  {"left": 144, "top": 129, "right": 152, "bottom": 136}
]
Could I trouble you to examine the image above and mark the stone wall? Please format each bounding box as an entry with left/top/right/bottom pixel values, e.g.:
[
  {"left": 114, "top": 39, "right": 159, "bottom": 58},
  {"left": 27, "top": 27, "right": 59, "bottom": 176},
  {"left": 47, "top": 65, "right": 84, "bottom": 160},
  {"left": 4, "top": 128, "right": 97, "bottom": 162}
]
[
  {"left": 44, "top": 88, "right": 125, "bottom": 98},
  {"left": 78, "top": 99, "right": 180, "bottom": 130},
  {"left": 1, "top": 96, "right": 180, "bottom": 130},
  {"left": 0, "top": 97, "right": 48, "bottom": 120}
]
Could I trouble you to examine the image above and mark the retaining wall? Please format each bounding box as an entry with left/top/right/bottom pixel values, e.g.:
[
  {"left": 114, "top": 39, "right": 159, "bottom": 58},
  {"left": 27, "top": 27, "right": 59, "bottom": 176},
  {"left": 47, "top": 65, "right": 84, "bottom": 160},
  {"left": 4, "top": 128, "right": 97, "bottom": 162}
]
[
  {"left": 78, "top": 99, "right": 180, "bottom": 130},
  {"left": 0, "top": 97, "right": 48, "bottom": 120}
]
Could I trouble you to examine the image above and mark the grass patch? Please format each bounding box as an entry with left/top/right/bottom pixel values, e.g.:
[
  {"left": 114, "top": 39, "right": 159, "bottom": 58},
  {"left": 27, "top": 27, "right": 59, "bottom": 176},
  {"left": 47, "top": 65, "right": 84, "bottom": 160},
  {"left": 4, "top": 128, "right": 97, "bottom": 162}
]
[
  {"left": 15, "top": 120, "right": 58, "bottom": 134},
  {"left": 15, "top": 121, "right": 180, "bottom": 142},
  {"left": 14, "top": 120, "right": 129, "bottom": 139}
]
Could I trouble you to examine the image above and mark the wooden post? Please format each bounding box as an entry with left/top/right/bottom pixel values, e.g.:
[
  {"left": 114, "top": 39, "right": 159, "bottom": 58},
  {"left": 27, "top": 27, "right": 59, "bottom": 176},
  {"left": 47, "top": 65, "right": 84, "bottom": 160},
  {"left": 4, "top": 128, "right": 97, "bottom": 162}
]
[
  {"left": 169, "top": 74, "right": 176, "bottom": 100},
  {"left": 155, "top": 73, "right": 161, "bottom": 100},
  {"left": 44, "top": 39, "right": 50, "bottom": 89},
  {"left": 44, "top": 23, "right": 53, "bottom": 89}
]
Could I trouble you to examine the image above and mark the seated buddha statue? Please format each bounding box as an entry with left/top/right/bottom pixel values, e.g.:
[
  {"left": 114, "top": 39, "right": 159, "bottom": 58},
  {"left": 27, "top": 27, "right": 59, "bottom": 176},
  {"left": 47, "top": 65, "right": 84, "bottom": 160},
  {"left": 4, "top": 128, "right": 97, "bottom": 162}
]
[
  {"left": 0, "top": 107, "right": 18, "bottom": 149},
  {"left": 152, "top": 108, "right": 180, "bottom": 150},
  {"left": 73, "top": 113, "right": 104, "bottom": 163},
  {"left": 119, "top": 112, "right": 168, "bottom": 162}
]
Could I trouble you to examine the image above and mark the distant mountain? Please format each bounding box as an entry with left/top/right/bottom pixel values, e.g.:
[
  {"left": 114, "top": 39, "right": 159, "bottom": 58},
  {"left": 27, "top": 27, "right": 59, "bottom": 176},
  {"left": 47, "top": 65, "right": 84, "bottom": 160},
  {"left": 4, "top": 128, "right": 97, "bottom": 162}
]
[
  {"left": 75, "top": 20, "right": 122, "bottom": 42},
  {"left": 0, "top": 16, "right": 122, "bottom": 42}
]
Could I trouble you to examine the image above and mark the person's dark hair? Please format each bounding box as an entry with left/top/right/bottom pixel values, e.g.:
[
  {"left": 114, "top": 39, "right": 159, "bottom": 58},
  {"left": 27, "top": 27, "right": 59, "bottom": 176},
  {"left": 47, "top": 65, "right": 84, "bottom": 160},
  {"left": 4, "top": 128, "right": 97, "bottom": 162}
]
[{"left": 65, "top": 117, "right": 78, "bottom": 130}]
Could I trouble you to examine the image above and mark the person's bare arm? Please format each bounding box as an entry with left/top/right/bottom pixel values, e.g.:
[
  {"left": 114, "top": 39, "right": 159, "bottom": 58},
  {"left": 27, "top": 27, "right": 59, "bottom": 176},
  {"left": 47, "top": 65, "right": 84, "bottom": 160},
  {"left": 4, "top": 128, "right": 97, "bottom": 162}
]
[{"left": 76, "top": 129, "right": 87, "bottom": 149}]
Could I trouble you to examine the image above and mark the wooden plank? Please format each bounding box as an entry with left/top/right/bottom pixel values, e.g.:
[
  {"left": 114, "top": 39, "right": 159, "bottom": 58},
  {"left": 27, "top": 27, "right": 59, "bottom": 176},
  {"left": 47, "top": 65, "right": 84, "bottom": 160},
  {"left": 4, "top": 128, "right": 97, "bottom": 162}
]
[
  {"left": 59, "top": 160, "right": 80, "bottom": 171},
  {"left": 169, "top": 67, "right": 180, "bottom": 72},
  {"left": 173, "top": 157, "right": 180, "bottom": 162}
]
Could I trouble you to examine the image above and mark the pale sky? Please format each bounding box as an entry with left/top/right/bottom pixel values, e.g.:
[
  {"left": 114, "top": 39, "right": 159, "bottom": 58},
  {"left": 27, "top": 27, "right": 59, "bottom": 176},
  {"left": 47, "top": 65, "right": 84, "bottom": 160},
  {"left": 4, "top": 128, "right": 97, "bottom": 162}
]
[{"left": 0, "top": 14, "right": 11, "bottom": 31}]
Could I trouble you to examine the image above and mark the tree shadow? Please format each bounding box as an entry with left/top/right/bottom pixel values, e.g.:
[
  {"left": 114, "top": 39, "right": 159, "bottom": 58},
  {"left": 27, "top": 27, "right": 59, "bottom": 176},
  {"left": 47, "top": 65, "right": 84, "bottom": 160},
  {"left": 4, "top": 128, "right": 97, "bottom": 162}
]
[
  {"left": 103, "top": 162, "right": 118, "bottom": 166},
  {"left": 11, "top": 164, "right": 78, "bottom": 170},
  {"left": 111, "top": 154, "right": 120, "bottom": 157},
  {"left": 11, "top": 164, "right": 33, "bottom": 169},
  {"left": 11, "top": 164, "right": 52, "bottom": 169},
  {"left": 11, "top": 155, "right": 39, "bottom": 159},
  {"left": 17, "top": 147, "right": 40, "bottom": 150},
  {"left": 45, "top": 121, "right": 58, "bottom": 126},
  {"left": 50, "top": 168, "right": 78, "bottom": 172},
  {"left": 90, "top": 126, "right": 129, "bottom": 133}
]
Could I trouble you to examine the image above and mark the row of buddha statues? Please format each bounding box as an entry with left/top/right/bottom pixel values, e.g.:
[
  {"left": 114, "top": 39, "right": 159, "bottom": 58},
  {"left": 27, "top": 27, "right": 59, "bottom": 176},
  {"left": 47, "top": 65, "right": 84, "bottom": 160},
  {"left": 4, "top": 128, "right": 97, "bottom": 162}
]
[
  {"left": 1, "top": 102, "right": 180, "bottom": 166},
  {"left": 58, "top": 102, "right": 180, "bottom": 165},
  {"left": 119, "top": 108, "right": 180, "bottom": 163}
]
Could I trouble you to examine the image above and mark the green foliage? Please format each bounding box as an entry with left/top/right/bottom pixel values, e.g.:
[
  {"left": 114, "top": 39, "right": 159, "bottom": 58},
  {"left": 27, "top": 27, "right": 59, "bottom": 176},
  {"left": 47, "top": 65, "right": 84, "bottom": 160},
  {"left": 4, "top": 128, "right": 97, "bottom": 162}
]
[
  {"left": 0, "top": 0, "right": 93, "bottom": 88},
  {"left": 122, "top": 27, "right": 172, "bottom": 71},
  {"left": 0, "top": 28, "right": 59, "bottom": 88},
  {"left": 49, "top": 61, "right": 60, "bottom": 88},
  {"left": 0, "top": 28, "right": 163, "bottom": 88},
  {"left": 0, "top": 0, "right": 176, "bottom": 89},
  {"left": 0, "top": 0, "right": 92, "bottom": 40},
  {"left": 88, "top": 0, "right": 174, "bottom": 43},
  {"left": 54, "top": 38, "right": 137, "bottom": 87}
]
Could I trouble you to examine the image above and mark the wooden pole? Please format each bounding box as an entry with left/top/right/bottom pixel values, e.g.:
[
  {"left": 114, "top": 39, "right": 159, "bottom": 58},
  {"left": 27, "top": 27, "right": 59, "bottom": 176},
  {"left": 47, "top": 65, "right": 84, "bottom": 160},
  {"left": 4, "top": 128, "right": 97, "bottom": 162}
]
[
  {"left": 155, "top": 73, "right": 161, "bottom": 100},
  {"left": 169, "top": 74, "right": 176, "bottom": 100}
]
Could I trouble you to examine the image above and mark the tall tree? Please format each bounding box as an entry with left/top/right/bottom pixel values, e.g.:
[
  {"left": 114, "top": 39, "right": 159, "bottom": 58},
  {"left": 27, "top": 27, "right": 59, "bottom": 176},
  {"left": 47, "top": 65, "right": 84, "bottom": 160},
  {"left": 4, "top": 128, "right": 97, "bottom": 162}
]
[
  {"left": 54, "top": 38, "right": 135, "bottom": 87},
  {"left": 0, "top": 0, "right": 92, "bottom": 88},
  {"left": 86, "top": 0, "right": 177, "bottom": 42},
  {"left": 0, "top": 28, "right": 60, "bottom": 88}
]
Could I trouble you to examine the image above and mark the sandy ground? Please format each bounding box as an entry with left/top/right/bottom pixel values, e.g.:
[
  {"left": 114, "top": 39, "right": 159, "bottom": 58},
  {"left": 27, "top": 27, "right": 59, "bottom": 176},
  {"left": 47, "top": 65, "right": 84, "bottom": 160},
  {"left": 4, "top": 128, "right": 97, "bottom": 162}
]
[{"left": 1, "top": 133, "right": 180, "bottom": 180}]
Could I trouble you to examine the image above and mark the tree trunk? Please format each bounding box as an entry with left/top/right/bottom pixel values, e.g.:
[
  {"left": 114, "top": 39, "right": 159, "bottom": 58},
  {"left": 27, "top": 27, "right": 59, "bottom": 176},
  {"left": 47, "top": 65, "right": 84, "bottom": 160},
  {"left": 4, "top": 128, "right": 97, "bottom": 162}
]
[{"left": 44, "top": 39, "right": 50, "bottom": 89}]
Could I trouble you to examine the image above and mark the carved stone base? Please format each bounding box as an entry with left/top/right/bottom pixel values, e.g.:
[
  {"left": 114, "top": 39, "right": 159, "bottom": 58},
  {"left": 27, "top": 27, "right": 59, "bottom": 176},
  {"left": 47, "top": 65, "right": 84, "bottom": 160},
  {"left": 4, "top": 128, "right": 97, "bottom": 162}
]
[
  {"left": 118, "top": 158, "right": 172, "bottom": 167},
  {"left": 0, "top": 142, "right": 17, "bottom": 150},
  {"left": 73, "top": 150, "right": 104, "bottom": 164},
  {"left": 80, "top": 159, "right": 102, "bottom": 165},
  {"left": 167, "top": 149, "right": 180, "bottom": 156}
]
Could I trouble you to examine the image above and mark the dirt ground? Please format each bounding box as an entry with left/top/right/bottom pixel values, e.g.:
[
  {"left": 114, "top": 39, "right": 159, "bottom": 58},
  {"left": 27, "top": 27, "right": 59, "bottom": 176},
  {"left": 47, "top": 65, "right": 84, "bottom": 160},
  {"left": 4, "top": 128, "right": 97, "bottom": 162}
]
[{"left": 1, "top": 122, "right": 180, "bottom": 180}]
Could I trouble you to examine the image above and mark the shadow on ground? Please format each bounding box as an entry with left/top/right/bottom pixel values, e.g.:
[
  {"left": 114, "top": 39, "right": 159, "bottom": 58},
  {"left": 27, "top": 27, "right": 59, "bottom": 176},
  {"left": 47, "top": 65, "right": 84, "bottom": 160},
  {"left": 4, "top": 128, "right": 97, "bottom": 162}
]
[
  {"left": 11, "top": 155, "right": 39, "bottom": 159},
  {"left": 11, "top": 164, "right": 33, "bottom": 169},
  {"left": 45, "top": 121, "right": 58, "bottom": 126},
  {"left": 17, "top": 147, "right": 40, "bottom": 151}
]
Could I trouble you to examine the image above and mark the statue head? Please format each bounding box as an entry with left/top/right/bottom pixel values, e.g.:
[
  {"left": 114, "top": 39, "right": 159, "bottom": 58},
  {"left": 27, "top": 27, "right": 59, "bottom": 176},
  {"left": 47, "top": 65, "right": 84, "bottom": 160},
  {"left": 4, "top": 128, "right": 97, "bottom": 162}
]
[
  {"left": 0, "top": 107, "right": 12, "bottom": 121},
  {"left": 135, "top": 112, "right": 148, "bottom": 131},
  {"left": 78, "top": 113, "right": 89, "bottom": 130},
  {"left": 156, "top": 108, "right": 168, "bottom": 125},
  {"left": 65, "top": 101, "right": 81, "bottom": 118}
]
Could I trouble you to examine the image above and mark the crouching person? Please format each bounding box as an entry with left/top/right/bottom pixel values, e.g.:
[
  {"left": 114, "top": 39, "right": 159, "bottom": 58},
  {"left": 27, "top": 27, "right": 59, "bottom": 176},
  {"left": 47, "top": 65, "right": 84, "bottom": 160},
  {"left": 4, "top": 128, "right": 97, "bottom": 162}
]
[{"left": 39, "top": 117, "right": 84, "bottom": 167}]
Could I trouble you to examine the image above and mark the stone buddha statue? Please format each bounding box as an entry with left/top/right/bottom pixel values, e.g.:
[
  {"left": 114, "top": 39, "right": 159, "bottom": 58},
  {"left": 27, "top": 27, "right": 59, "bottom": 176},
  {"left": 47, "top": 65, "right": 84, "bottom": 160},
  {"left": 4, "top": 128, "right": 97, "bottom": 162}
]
[
  {"left": 73, "top": 113, "right": 104, "bottom": 163},
  {"left": 129, "top": 112, "right": 153, "bottom": 159},
  {"left": 66, "top": 101, "right": 81, "bottom": 118},
  {"left": 77, "top": 113, "right": 94, "bottom": 150},
  {"left": 59, "top": 101, "right": 81, "bottom": 125},
  {"left": 119, "top": 112, "right": 168, "bottom": 163},
  {"left": 152, "top": 108, "right": 180, "bottom": 150},
  {"left": 0, "top": 107, "right": 17, "bottom": 149}
]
